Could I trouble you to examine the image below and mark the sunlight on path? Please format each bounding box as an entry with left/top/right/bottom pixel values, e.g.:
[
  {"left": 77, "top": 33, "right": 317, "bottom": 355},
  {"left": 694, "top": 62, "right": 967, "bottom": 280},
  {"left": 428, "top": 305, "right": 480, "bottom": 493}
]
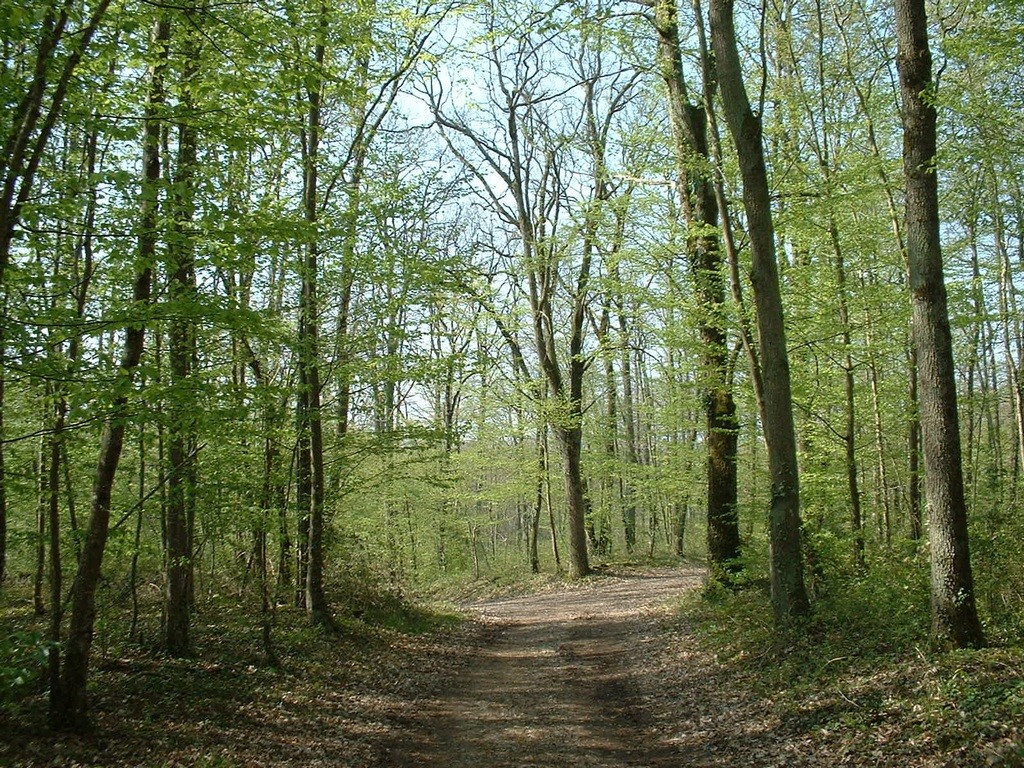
[{"left": 384, "top": 567, "right": 704, "bottom": 767}]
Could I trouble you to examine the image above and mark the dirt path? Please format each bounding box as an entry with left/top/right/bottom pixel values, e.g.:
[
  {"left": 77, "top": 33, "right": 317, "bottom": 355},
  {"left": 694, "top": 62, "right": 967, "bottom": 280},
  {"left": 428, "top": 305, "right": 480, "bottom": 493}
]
[{"left": 383, "top": 567, "right": 704, "bottom": 767}]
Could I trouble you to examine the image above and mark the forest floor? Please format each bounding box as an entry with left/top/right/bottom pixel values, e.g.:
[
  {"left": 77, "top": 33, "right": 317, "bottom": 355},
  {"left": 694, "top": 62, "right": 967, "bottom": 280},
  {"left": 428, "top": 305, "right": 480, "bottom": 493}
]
[
  {"left": 382, "top": 566, "right": 700, "bottom": 767},
  {"left": 3, "top": 564, "right": 1023, "bottom": 767}
]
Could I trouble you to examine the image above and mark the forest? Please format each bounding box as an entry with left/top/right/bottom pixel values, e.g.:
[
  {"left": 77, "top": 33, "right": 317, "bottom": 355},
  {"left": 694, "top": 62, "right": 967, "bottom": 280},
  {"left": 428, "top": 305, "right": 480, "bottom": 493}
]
[{"left": 1, "top": 0, "right": 1023, "bottom": 761}]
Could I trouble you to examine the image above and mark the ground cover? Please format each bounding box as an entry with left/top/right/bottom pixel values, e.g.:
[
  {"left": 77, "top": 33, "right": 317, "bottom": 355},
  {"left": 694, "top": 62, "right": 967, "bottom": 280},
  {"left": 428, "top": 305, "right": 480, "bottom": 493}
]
[{"left": 2, "top": 565, "right": 1022, "bottom": 767}]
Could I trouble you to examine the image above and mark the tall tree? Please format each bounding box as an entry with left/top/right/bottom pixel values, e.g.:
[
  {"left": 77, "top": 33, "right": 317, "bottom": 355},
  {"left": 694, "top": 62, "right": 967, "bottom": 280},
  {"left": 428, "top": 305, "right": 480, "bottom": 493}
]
[
  {"left": 49, "top": 12, "right": 165, "bottom": 729},
  {"left": 297, "top": 0, "right": 333, "bottom": 628},
  {"left": 708, "top": 0, "right": 809, "bottom": 619},
  {"left": 894, "top": 0, "right": 984, "bottom": 647},
  {"left": 0, "top": 0, "right": 113, "bottom": 586},
  {"left": 426, "top": 5, "right": 606, "bottom": 578},
  {"left": 164, "top": 7, "right": 200, "bottom": 657},
  {"left": 654, "top": 0, "right": 740, "bottom": 583}
]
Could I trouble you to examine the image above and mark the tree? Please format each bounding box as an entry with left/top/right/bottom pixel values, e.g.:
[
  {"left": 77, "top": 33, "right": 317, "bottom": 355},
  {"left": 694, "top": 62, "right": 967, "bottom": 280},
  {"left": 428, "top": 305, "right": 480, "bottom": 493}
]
[
  {"left": 295, "top": 0, "right": 333, "bottom": 628},
  {"left": 708, "top": 0, "right": 809, "bottom": 619},
  {"left": 653, "top": 0, "right": 740, "bottom": 583},
  {"left": 49, "top": 12, "right": 165, "bottom": 729},
  {"left": 425, "top": 4, "right": 606, "bottom": 578},
  {"left": 0, "top": 0, "right": 114, "bottom": 591},
  {"left": 164, "top": 6, "right": 201, "bottom": 657},
  {"left": 894, "top": 0, "right": 984, "bottom": 648}
]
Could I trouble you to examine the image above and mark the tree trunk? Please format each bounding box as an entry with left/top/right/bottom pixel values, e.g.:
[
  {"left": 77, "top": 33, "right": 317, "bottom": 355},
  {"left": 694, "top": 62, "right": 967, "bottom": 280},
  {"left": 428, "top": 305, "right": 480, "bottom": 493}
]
[
  {"left": 559, "top": 293, "right": 592, "bottom": 579},
  {"left": 863, "top": 286, "right": 893, "bottom": 545},
  {"left": 709, "top": 0, "right": 808, "bottom": 619},
  {"left": 994, "top": 208, "right": 1024, "bottom": 478},
  {"left": 598, "top": 306, "right": 619, "bottom": 557},
  {"left": 656, "top": 0, "right": 740, "bottom": 582},
  {"left": 47, "top": 385, "right": 64, "bottom": 710},
  {"left": 895, "top": 0, "right": 984, "bottom": 648},
  {"left": 50, "top": 8, "right": 162, "bottom": 717},
  {"left": 556, "top": 423, "right": 591, "bottom": 579},
  {"left": 616, "top": 300, "right": 639, "bottom": 553},
  {"left": 259, "top": 431, "right": 279, "bottom": 665},
  {"left": 299, "top": 10, "right": 332, "bottom": 627},
  {"left": 543, "top": 427, "right": 561, "bottom": 571},
  {"left": 830, "top": 224, "right": 865, "bottom": 568},
  {"left": 164, "top": 14, "right": 198, "bottom": 656},
  {"left": 530, "top": 429, "right": 544, "bottom": 574},
  {"left": 34, "top": 443, "right": 46, "bottom": 616},
  {"left": 129, "top": 425, "right": 145, "bottom": 642},
  {"left": 295, "top": 407, "right": 311, "bottom": 609}
]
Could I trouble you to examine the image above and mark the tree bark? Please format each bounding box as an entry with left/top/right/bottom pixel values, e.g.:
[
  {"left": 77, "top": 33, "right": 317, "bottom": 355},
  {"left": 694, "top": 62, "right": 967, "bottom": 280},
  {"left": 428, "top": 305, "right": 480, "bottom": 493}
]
[
  {"left": 50, "top": 15, "right": 163, "bottom": 725},
  {"left": 709, "top": 0, "right": 809, "bottom": 620},
  {"left": 895, "top": 0, "right": 984, "bottom": 648},
  {"left": 165, "top": 13, "right": 198, "bottom": 656},
  {"left": 655, "top": 0, "right": 740, "bottom": 582}
]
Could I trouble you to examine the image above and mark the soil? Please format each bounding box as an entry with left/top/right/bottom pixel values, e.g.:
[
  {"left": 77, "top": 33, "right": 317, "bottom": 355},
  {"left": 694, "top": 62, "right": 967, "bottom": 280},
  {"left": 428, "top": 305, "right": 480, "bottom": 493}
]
[{"left": 382, "top": 566, "right": 703, "bottom": 767}]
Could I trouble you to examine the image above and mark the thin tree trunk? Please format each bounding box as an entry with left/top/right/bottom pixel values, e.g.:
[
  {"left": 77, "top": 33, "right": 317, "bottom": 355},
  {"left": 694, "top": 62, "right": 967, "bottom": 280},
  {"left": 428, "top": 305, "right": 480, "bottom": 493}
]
[
  {"left": 836, "top": 8, "right": 922, "bottom": 544},
  {"left": 294, "top": 412, "right": 311, "bottom": 610},
  {"left": 259, "top": 431, "right": 279, "bottom": 665},
  {"left": 277, "top": 411, "right": 292, "bottom": 596},
  {"left": 863, "top": 284, "right": 892, "bottom": 545},
  {"left": 164, "top": 12, "right": 198, "bottom": 656},
  {"left": 35, "top": 443, "right": 46, "bottom": 616},
  {"left": 530, "top": 431, "right": 544, "bottom": 573},
  {"left": 51, "top": 12, "right": 163, "bottom": 726},
  {"left": 51, "top": 10, "right": 161, "bottom": 713},
  {"left": 299, "top": 4, "right": 332, "bottom": 628},
  {"left": 616, "top": 297, "right": 639, "bottom": 552},
  {"left": 543, "top": 427, "right": 561, "bottom": 571},
  {"left": 47, "top": 386, "right": 64, "bottom": 711},
  {"left": 598, "top": 306, "right": 619, "bottom": 557},
  {"left": 830, "top": 223, "right": 864, "bottom": 568},
  {"left": 129, "top": 425, "right": 145, "bottom": 642},
  {"left": 994, "top": 208, "right": 1024, "bottom": 476},
  {"left": 692, "top": 0, "right": 765, "bottom": 422}
]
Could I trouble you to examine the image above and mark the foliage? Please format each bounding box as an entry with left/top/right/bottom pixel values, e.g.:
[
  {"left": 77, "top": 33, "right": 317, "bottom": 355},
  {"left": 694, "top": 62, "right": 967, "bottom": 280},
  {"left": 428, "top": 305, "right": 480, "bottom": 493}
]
[
  {"left": 0, "top": 0, "right": 1023, "bottom": 749},
  {"left": 0, "top": 630, "right": 54, "bottom": 710},
  {"left": 684, "top": 558, "right": 1024, "bottom": 765}
]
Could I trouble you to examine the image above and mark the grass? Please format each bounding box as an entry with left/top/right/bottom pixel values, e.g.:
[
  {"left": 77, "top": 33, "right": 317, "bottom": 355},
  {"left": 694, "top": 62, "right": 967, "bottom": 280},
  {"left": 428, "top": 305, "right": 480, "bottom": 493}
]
[{"left": 680, "top": 553, "right": 1024, "bottom": 767}]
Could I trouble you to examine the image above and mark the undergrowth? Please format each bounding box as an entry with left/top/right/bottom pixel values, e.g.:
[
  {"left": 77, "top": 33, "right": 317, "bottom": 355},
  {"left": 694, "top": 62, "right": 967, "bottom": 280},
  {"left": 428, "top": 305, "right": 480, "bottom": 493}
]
[
  {"left": 682, "top": 551, "right": 1024, "bottom": 767},
  {"left": 0, "top": 564, "right": 480, "bottom": 768}
]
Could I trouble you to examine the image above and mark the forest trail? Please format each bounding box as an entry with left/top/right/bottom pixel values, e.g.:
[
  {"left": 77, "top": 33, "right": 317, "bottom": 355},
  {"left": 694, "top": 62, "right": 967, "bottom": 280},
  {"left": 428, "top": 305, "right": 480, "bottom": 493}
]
[{"left": 383, "top": 567, "right": 704, "bottom": 767}]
